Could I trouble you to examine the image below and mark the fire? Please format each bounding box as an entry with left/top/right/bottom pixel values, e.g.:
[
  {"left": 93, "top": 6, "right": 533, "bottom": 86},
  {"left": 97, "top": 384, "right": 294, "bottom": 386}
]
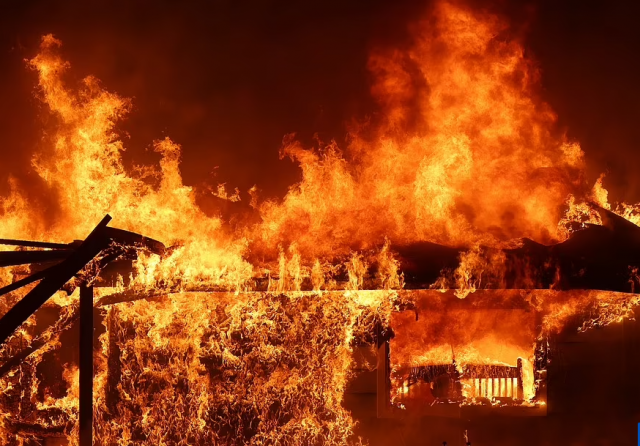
[
  {"left": 0, "top": 1, "right": 639, "bottom": 445},
  {"left": 390, "top": 292, "right": 537, "bottom": 403},
  {"left": 27, "top": 35, "right": 253, "bottom": 292},
  {"left": 253, "top": 0, "right": 585, "bottom": 260},
  {"left": 91, "top": 291, "right": 381, "bottom": 446}
]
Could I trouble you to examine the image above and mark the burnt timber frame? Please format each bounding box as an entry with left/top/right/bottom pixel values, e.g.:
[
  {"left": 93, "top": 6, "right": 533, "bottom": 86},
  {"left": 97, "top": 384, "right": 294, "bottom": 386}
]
[
  {"left": 79, "top": 284, "right": 94, "bottom": 446},
  {"left": 0, "top": 215, "right": 164, "bottom": 446}
]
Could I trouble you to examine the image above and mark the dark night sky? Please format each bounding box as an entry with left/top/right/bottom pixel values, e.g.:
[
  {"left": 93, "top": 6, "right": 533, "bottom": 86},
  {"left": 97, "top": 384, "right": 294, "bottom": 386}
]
[{"left": 0, "top": 0, "right": 639, "bottom": 204}]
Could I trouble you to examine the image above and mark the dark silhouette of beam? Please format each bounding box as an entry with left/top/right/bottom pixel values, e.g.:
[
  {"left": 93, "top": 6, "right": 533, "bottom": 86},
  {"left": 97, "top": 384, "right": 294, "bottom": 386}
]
[
  {"left": 102, "top": 227, "right": 165, "bottom": 255},
  {"left": 0, "top": 215, "right": 166, "bottom": 446},
  {"left": 79, "top": 284, "right": 94, "bottom": 446},
  {"left": 0, "top": 215, "right": 112, "bottom": 347},
  {"left": 0, "top": 238, "right": 74, "bottom": 250},
  {"left": 0, "top": 268, "right": 50, "bottom": 297},
  {"left": 0, "top": 249, "right": 70, "bottom": 267}
]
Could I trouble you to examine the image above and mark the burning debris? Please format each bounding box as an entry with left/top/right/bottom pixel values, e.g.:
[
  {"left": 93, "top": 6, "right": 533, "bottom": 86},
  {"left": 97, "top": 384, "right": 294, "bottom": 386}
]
[{"left": 0, "top": 1, "right": 639, "bottom": 445}]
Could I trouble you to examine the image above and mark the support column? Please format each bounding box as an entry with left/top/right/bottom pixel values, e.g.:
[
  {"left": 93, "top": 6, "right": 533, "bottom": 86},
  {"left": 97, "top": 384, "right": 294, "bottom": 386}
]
[
  {"left": 79, "top": 284, "right": 94, "bottom": 446},
  {"left": 516, "top": 357, "right": 524, "bottom": 400}
]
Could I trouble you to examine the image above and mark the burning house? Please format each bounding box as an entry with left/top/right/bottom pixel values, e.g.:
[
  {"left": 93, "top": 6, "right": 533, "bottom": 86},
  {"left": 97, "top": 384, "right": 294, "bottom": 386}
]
[{"left": 0, "top": 0, "right": 639, "bottom": 445}]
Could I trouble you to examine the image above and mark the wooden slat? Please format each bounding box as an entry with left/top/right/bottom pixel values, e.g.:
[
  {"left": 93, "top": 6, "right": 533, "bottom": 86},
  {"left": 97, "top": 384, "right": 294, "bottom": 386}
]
[
  {"left": 0, "top": 238, "right": 73, "bottom": 250},
  {"left": 0, "top": 250, "right": 70, "bottom": 267}
]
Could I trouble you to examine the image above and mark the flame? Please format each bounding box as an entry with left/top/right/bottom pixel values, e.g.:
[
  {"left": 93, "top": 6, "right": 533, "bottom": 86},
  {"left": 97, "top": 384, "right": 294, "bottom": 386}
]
[
  {"left": 91, "top": 291, "right": 381, "bottom": 446},
  {"left": 432, "top": 244, "right": 508, "bottom": 299},
  {"left": 26, "top": 36, "right": 253, "bottom": 292},
  {"left": 389, "top": 292, "right": 537, "bottom": 403},
  {"left": 0, "top": 2, "right": 602, "bottom": 287},
  {"left": 252, "top": 0, "right": 584, "bottom": 261}
]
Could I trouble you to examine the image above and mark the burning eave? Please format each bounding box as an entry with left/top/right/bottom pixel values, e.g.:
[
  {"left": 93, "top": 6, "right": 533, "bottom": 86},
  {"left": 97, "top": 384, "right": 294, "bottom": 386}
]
[
  {"left": 396, "top": 205, "right": 640, "bottom": 293},
  {"left": 2, "top": 200, "right": 640, "bottom": 441}
]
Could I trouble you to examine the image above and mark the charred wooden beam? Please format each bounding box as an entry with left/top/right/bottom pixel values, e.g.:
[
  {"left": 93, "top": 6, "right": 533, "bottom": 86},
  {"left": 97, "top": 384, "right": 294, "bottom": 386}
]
[
  {"left": 79, "top": 284, "right": 94, "bottom": 446},
  {"left": 102, "top": 227, "right": 165, "bottom": 256},
  {"left": 0, "top": 249, "right": 70, "bottom": 267},
  {"left": 517, "top": 358, "right": 524, "bottom": 400},
  {"left": 0, "top": 238, "right": 74, "bottom": 250},
  {"left": 4, "top": 420, "right": 70, "bottom": 438},
  {"left": 0, "top": 215, "right": 112, "bottom": 347},
  {"left": 0, "top": 267, "right": 50, "bottom": 297},
  {"left": 96, "top": 289, "right": 166, "bottom": 307}
]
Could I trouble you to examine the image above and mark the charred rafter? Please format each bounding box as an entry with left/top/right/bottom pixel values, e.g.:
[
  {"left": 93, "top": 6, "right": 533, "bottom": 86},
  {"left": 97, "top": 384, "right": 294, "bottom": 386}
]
[
  {"left": 0, "top": 215, "right": 113, "bottom": 347},
  {"left": 395, "top": 206, "right": 640, "bottom": 293},
  {"left": 0, "top": 215, "right": 165, "bottom": 446},
  {"left": 0, "top": 216, "right": 165, "bottom": 347}
]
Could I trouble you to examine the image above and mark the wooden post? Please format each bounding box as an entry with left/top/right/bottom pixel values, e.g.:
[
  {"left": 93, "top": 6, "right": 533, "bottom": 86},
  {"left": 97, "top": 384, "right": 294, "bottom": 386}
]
[
  {"left": 534, "top": 311, "right": 548, "bottom": 406},
  {"left": 79, "top": 284, "right": 94, "bottom": 446},
  {"left": 516, "top": 357, "right": 524, "bottom": 400}
]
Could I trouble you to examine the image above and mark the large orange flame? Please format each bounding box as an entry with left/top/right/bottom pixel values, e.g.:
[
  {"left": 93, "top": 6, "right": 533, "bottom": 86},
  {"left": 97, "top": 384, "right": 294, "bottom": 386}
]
[
  {"left": 27, "top": 36, "right": 253, "bottom": 291},
  {"left": 252, "top": 0, "right": 585, "bottom": 264}
]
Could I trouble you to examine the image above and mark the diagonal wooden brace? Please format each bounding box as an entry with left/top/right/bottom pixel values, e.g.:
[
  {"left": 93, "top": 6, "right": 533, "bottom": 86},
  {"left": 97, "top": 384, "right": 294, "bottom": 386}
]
[{"left": 0, "top": 215, "right": 112, "bottom": 348}]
